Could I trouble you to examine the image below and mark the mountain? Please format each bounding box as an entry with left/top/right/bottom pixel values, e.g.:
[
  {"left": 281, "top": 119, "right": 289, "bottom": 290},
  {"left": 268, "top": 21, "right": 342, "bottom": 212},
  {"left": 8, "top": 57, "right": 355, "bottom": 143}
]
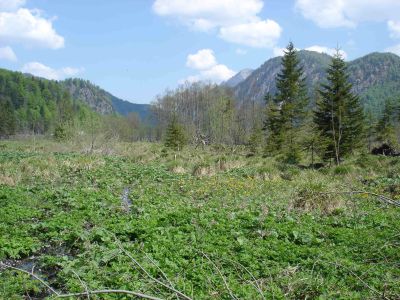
[
  {"left": 347, "top": 52, "right": 400, "bottom": 112},
  {"left": 0, "top": 68, "right": 90, "bottom": 135},
  {"left": 0, "top": 68, "right": 152, "bottom": 136},
  {"left": 232, "top": 51, "right": 400, "bottom": 114},
  {"left": 223, "top": 69, "right": 253, "bottom": 88},
  {"left": 62, "top": 78, "right": 150, "bottom": 119},
  {"left": 110, "top": 96, "right": 150, "bottom": 119}
]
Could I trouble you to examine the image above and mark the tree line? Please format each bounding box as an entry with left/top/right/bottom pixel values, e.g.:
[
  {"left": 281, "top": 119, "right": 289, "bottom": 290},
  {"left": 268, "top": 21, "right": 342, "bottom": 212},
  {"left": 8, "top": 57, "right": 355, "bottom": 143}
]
[
  {"left": 1, "top": 44, "right": 399, "bottom": 163},
  {"left": 160, "top": 43, "right": 400, "bottom": 165},
  {"left": 0, "top": 69, "right": 152, "bottom": 143}
]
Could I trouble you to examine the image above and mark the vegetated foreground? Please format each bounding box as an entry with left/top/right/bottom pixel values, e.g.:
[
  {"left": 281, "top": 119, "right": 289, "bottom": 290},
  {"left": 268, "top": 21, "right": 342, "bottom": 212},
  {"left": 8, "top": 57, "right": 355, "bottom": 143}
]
[{"left": 0, "top": 141, "right": 399, "bottom": 299}]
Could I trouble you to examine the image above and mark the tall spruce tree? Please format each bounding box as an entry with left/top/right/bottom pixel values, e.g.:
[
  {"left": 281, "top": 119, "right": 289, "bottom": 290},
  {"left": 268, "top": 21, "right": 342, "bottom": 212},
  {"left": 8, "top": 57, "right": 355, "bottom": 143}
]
[
  {"left": 165, "top": 114, "right": 187, "bottom": 151},
  {"left": 265, "top": 42, "right": 308, "bottom": 163},
  {"left": 314, "top": 50, "right": 364, "bottom": 164}
]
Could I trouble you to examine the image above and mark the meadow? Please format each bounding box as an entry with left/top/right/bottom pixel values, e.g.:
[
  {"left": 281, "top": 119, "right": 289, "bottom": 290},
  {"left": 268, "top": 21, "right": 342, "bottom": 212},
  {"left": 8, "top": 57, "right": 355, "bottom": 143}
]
[{"left": 0, "top": 139, "right": 399, "bottom": 299}]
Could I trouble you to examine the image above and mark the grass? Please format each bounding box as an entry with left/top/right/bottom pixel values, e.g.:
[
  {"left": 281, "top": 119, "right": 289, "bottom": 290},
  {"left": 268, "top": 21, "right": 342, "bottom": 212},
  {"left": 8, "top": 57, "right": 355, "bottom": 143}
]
[{"left": 0, "top": 139, "right": 399, "bottom": 299}]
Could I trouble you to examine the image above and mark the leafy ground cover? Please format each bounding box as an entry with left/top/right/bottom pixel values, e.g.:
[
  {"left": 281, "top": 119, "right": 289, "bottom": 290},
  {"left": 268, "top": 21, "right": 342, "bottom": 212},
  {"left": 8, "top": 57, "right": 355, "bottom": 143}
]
[{"left": 0, "top": 140, "right": 399, "bottom": 299}]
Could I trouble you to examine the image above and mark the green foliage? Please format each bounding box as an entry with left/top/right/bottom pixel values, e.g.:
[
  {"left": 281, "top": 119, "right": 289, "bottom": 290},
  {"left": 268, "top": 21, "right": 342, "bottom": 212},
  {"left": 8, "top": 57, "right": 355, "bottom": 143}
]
[
  {"left": 0, "top": 143, "right": 400, "bottom": 299},
  {"left": 264, "top": 43, "right": 309, "bottom": 163},
  {"left": 164, "top": 115, "right": 187, "bottom": 151},
  {"left": 0, "top": 69, "right": 87, "bottom": 135},
  {"left": 0, "top": 98, "right": 16, "bottom": 137},
  {"left": 314, "top": 51, "right": 365, "bottom": 164},
  {"left": 375, "top": 98, "right": 400, "bottom": 146},
  {"left": 53, "top": 124, "right": 68, "bottom": 141},
  {"left": 247, "top": 125, "right": 263, "bottom": 156},
  {"left": 0, "top": 144, "right": 399, "bottom": 299}
]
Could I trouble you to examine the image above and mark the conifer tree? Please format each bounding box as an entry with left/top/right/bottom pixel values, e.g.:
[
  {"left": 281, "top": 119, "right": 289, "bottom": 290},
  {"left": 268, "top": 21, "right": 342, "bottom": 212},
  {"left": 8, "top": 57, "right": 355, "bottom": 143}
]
[
  {"left": 248, "top": 124, "right": 263, "bottom": 156},
  {"left": 314, "top": 50, "right": 364, "bottom": 164},
  {"left": 376, "top": 99, "right": 399, "bottom": 146},
  {"left": 164, "top": 114, "right": 187, "bottom": 151},
  {"left": 264, "top": 42, "right": 308, "bottom": 163}
]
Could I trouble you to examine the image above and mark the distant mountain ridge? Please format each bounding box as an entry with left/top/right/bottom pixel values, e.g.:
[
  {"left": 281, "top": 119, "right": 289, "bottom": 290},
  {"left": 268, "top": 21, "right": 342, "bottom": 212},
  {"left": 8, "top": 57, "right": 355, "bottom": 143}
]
[
  {"left": 223, "top": 69, "right": 253, "bottom": 88},
  {"left": 62, "top": 78, "right": 150, "bottom": 119},
  {"left": 229, "top": 51, "right": 400, "bottom": 114}
]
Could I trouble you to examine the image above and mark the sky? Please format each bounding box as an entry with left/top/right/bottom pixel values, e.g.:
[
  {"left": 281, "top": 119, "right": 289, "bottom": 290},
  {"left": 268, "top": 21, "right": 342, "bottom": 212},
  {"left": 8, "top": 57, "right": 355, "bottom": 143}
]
[{"left": 1, "top": 0, "right": 400, "bottom": 104}]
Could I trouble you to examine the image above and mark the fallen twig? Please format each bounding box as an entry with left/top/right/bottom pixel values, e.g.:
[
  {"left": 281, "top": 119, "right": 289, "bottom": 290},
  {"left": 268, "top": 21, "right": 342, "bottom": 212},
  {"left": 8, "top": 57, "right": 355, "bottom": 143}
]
[
  {"left": 71, "top": 269, "right": 90, "bottom": 300},
  {"left": 319, "top": 191, "right": 400, "bottom": 207},
  {"left": 0, "top": 262, "right": 165, "bottom": 300},
  {"left": 55, "top": 290, "right": 164, "bottom": 299},
  {"left": 141, "top": 249, "right": 180, "bottom": 300},
  {"left": 0, "top": 262, "right": 59, "bottom": 296},
  {"left": 221, "top": 257, "right": 265, "bottom": 300},
  {"left": 202, "top": 252, "right": 238, "bottom": 300},
  {"left": 115, "top": 239, "right": 193, "bottom": 300}
]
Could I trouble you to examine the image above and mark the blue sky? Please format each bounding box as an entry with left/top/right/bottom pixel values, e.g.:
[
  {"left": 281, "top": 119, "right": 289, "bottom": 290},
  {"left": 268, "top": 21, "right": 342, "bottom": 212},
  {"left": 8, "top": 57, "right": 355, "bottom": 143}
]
[{"left": 1, "top": 0, "right": 400, "bottom": 104}]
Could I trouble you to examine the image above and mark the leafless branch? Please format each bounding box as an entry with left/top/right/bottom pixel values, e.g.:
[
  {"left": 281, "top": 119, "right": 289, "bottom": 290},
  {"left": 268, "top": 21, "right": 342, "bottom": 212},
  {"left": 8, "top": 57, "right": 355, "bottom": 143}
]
[
  {"left": 202, "top": 252, "right": 238, "bottom": 300},
  {"left": 56, "top": 290, "right": 164, "bottom": 299},
  {"left": 115, "top": 239, "right": 193, "bottom": 300},
  {"left": 0, "top": 262, "right": 59, "bottom": 296}
]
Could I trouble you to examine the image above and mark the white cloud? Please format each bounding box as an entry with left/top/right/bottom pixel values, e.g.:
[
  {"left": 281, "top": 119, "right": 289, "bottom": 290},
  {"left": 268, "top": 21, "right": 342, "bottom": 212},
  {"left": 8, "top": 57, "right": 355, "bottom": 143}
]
[
  {"left": 0, "top": 0, "right": 25, "bottom": 12},
  {"left": 186, "top": 64, "right": 236, "bottom": 83},
  {"left": 0, "top": 46, "right": 17, "bottom": 61},
  {"left": 388, "top": 20, "right": 400, "bottom": 39},
  {"left": 305, "top": 45, "right": 347, "bottom": 59},
  {"left": 0, "top": 8, "right": 64, "bottom": 49},
  {"left": 153, "top": 0, "right": 263, "bottom": 30},
  {"left": 295, "top": 0, "right": 400, "bottom": 28},
  {"left": 183, "top": 49, "right": 235, "bottom": 83},
  {"left": 22, "top": 62, "right": 84, "bottom": 80},
  {"left": 219, "top": 19, "right": 281, "bottom": 48},
  {"left": 386, "top": 44, "right": 400, "bottom": 56},
  {"left": 272, "top": 47, "right": 285, "bottom": 57},
  {"left": 186, "top": 49, "right": 217, "bottom": 70},
  {"left": 153, "top": 0, "right": 282, "bottom": 48}
]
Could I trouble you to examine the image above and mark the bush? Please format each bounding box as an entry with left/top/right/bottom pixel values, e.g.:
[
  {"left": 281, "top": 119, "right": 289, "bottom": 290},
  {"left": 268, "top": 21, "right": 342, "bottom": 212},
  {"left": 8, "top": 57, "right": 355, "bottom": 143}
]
[{"left": 54, "top": 125, "right": 68, "bottom": 141}]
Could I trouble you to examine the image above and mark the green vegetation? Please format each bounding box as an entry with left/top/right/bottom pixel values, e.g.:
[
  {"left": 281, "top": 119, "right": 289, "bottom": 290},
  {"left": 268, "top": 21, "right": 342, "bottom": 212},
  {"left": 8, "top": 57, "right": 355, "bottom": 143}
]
[
  {"left": 265, "top": 43, "right": 308, "bottom": 163},
  {"left": 164, "top": 115, "right": 187, "bottom": 151},
  {"left": 0, "top": 140, "right": 399, "bottom": 299},
  {"left": 0, "top": 68, "right": 88, "bottom": 135},
  {"left": 1, "top": 44, "right": 400, "bottom": 300},
  {"left": 315, "top": 51, "right": 364, "bottom": 164}
]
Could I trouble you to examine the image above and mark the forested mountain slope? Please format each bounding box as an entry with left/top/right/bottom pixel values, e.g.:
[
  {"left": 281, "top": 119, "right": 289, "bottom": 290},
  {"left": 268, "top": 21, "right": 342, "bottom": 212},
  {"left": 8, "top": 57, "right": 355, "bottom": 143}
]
[
  {"left": 232, "top": 51, "right": 400, "bottom": 113},
  {"left": 0, "top": 69, "right": 151, "bottom": 136},
  {"left": 62, "top": 79, "right": 150, "bottom": 119},
  {"left": 0, "top": 69, "right": 88, "bottom": 135}
]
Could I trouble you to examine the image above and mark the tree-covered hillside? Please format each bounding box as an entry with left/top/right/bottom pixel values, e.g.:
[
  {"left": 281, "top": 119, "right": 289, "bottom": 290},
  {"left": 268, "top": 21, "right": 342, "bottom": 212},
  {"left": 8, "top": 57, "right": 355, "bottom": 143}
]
[
  {"left": 0, "top": 69, "right": 152, "bottom": 137},
  {"left": 348, "top": 52, "right": 400, "bottom": 113},
  {"left": 233, "top": 51, "right": 400, "bottom": 115},
  {"left": 0, "top": 69, "right": 90, "bottom": 136},
  {"left": 62, "top": 78, "right": 151, "bottom": 119}
]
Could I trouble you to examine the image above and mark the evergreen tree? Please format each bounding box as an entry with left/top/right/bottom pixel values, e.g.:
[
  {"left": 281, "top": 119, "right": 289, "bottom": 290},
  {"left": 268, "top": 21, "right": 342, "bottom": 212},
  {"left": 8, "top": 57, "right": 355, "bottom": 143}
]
[
  {"left": 263, "top": 93, "right": 280, "bottom": 154},
  {"left": 264, "top": 42, "right": 308, "bottom": 163},
  {"left": 314, "top": 50, "right": 364, "bottom": 164},
  {"left": 164, "top": 115, "right": 187, "bottom": 151},
  {"left": 375, "top": 99, "right": 399, "bottom": 146},
  {"left": 248, "top": 124, "right": 263, "bottom": 156}
]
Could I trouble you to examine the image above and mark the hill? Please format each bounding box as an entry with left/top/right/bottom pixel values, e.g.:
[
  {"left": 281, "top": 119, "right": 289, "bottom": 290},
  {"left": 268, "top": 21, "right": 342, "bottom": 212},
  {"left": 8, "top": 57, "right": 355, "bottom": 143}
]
[
  {"left": 0, "top": 68, "right": 89, "bottom": 136},
  {"left": 62, "top": 78, "right": 150, "bottom": 119},
  {"left": 231, "top": 51, "right": 400, "bottom": 113},
  {"left": 0, "top": 69, "right": 152, "bottom": 135},
  {"left": 222, "top": 68, "right": 253, "bottom": 88}
]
